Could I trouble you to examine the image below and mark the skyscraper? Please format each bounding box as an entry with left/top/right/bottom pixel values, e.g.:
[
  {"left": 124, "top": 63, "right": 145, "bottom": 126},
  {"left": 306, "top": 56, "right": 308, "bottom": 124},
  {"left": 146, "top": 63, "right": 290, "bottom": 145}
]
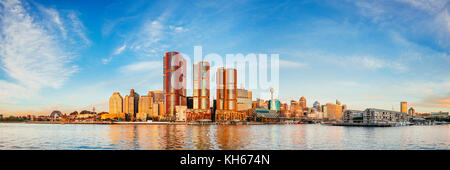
[
  {"left": 401, "top": 101, "right": 407, "bottom": 113},
  {"left": 299, "top": 96, "right": 306, "bottom": 108},
  {"left": 137, "top": 92, "right": 153, "bottom": 121},
  {"left": 109, "top": 92, "right": 123, "bottom": 114},
  {"left": 149, "top": 90, "right": 164, "bottom": 103},
  {"left": 163, "top": 52, "right": 187, "bottom": 119},
  {"left": 124, "top": 89, "right": 139, "bottom": 120},
  {"left": 408, "top": 107, "right": 415, "bottom": 116},
  {"left": 193, "top": 61, "right": 210, "bottom": 110},
  {"left": 313, "top": 101, "right": 321, "bottom": 111},
  {"left": 326, "top": 102, "right": 342, "bottom": 120},
  {"left": 216, "top": 67, "right": 237, "bottom": 111}
]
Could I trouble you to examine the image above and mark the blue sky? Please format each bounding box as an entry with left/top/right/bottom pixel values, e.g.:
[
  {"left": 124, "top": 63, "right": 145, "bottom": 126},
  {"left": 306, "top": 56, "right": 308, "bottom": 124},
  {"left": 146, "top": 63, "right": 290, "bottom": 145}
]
[{"left": 0, "top": 0, "right": 449, "bottom": 115}]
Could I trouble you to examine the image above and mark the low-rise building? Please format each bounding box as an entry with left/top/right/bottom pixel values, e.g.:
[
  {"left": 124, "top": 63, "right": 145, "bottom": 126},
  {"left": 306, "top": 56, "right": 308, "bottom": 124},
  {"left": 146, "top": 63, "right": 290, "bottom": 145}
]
[
  {"left": 430, "top": 111, "right": 449, "bottom": 118},
  {"left": 101, "top": 113, "right": 126, "bottom": 120},
  {"left": 363, "top": 108, "right": 410, "bottom": 124},
  {"left": 343, "top": 110, "right": 364, "bottom": 123},
  {"left": 252, "top": 108, "right": 281, "bottom": 122}
]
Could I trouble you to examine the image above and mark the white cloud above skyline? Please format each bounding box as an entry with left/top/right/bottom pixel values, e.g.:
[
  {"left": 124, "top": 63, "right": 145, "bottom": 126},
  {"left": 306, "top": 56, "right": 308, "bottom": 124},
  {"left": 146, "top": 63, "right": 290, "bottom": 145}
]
[{"left": 0, "top": 0, "right": 88, "bottom": 114}]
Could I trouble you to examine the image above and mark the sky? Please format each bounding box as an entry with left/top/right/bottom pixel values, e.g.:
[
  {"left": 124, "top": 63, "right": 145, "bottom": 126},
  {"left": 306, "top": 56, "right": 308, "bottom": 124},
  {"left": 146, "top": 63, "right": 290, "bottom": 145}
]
[{"left": 0, "top": 0, "right": 449, "bottom": 116}]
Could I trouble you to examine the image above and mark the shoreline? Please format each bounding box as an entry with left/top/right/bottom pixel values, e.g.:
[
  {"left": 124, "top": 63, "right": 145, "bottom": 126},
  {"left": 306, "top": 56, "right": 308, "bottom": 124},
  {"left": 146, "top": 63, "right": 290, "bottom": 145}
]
[
  {"left": 1, "top": 121, "right": 448, "bottom": 126},
  {"left": 0, "top": 121, "right": 298, "bottom": 125}
]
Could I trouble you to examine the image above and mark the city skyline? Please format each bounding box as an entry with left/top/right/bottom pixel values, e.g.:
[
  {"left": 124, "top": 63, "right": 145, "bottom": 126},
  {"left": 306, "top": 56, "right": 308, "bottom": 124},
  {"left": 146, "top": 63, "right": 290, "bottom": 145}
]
[{"left": 0, "top": 0, "right": 449, "bottom": 116}]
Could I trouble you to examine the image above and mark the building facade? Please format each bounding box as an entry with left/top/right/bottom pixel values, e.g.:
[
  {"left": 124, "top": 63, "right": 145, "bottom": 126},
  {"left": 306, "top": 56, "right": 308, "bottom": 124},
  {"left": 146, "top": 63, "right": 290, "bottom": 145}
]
[
  {"left": 193, "top": 61, "right": 210, "bottom": 110},
  {"left": 299, "top": 97, "right": 306, "bottom": 108},
  {"left": 408, "top": 107, "right": 415, "bottom": 116},
  {"left": 400, "top": 101, "right": 407, "bottom": 113},
  {"left": 325, "top": 103, "right": 342, "bottom": 120},
  {"left": 343, "top": 110, "right": 364, "bottom": 123},
  {"left": 137, "top": 93, "right": 153, "bottom": 121},
  {"left": 149, "top": 90, "right": 164, "bottom": 103},
  {"left": 237, "top": 88, "right": 252, "bottom": 111},
  {"left": 124, "top": 89, "right": 139, "bottom": 120},
  {"left": 363, "top": 108, "right": 410, "bottom": 124},
  {"left": 109, "top": 92, "right": 123, "bottom": 114},
  {"left": 216, "top": 67, "right": 237, "bottom": 111},
  {"left": 163, "top": 52, "right": 187, "bottom": 120}
]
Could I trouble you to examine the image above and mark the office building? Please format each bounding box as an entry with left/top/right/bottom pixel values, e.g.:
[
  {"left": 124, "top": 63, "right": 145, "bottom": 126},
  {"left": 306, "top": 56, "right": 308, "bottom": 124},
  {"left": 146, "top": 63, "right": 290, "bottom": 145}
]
[
  {"left": 163, "top": 52, "right": 187, "bottom": 120},
  {"left": 137, "top": 93, "right": 153, "bottom": 121},
  {"left": 269, "top": 100, "right": 281, "bottom": 111},
  {"left": 325, "top": 103, "right": 342, "bottom": 120},
  {"left": 299, "top": 96, "right": 306, "bottom": 108},
  {"left": 216, "top": 67, "right": 237, "bottom": 111},
  {"left": 408, "top": 107, "right": 415, "bottom": 116},
  {"left": 193, "top": 61, "right": 210, "bottom": 110},
  {"left": 109, "top": 92, "right": 123, "bottom": 114},
  {"left": 313, "top": 101, "right": 320, "bottom": 111},
  {"left": 363, "top": 108, "right": 410, "bottom": 124},
  {"left": 237, "top": 88, "right": 252, "bottom": 111},
  {"left": 400, "top": 102, "right": 407, "bottom": 113},
  {"left": 149, "top": 90, "right": 164, "bottom": 103},
  {"left": 124, "top": 89, "right": 139, "bottom": 121},
  {"left": 343, "top": 110, "right": 364, "bottom": 123}
]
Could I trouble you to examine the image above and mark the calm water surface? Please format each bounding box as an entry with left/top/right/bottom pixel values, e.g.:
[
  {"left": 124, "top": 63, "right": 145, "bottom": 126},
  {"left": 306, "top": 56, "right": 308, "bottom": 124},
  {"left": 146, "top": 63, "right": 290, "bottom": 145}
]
[{"left": 0, "top": 123, "right": 448, "bottom": 150}]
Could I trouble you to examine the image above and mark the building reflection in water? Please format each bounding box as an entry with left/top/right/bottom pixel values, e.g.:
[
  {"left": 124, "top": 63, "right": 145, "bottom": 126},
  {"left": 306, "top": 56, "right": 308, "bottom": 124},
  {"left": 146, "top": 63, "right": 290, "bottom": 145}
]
[
  {"left": 214, "top": 125, "right": 252, "bottom": 150},
  {"left": 108, "top": 125, "right": 139, "bottom": 149},
  {"left": 82, "top": 124, "right": 450, "bottom": 150}
]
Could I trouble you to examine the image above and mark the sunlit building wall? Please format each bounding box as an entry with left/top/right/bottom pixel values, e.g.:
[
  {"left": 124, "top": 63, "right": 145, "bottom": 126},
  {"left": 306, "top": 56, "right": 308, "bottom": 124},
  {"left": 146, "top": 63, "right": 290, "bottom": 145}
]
[
  {"left": 216, "top": 67, "right": 237, "bottom": 111},
  {"left": 163, "top": 52, "right": 187, "bottom": 119},
  {"left": 299, "top": 96, "right": 306, "bottom": 108},
  {"left": 193, "top": 61, "right": 210, "bottom": 110},
  {"left": 137, "top": 94, "right": 153, "bottom": 121},
  {"left": 400, "top": 102, "right": 407, "bottom": 113},
  {"left": 237, "top": 88, "right": 252, "bottom": 111},
  {"left": 325, "top": 103, "right": 343, "bottom": 120},
  {"left": 109, "top": 92, "right": 123, "bottom": 114},
  {"left": 124, "top": 89, "right": 139, "bottom": 120},
  {"left": 149, "top": 90, "right": 164, "bottom": 103}
]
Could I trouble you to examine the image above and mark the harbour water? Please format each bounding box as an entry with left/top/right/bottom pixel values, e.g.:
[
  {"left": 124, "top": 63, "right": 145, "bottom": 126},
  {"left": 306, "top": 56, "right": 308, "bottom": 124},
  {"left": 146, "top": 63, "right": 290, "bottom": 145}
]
[{"left": 0, "top": 123, "right": 448, "bottom": 150}]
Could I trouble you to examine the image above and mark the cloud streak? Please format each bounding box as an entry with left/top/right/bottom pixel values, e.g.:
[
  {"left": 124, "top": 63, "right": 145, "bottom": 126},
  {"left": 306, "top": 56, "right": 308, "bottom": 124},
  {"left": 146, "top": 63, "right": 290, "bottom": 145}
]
[{"left": 0, "top": 0, "right": 85, "bottom": 109}]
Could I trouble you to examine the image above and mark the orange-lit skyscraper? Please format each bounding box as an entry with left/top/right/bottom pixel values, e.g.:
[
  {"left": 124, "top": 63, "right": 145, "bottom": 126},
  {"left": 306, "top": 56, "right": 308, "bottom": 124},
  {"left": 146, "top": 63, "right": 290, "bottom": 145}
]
[
  {"left": 216, "top": 67, "right": 237, "bottom": 111},
  {"left": 193, "top": 61, "right": 210, "bottom": 110},
  {"left": 109, "top": 92, "right": 123, "bottom": 114},
  {"left": 400, "top": 101, "right": 407, "bottom": 113},
  {"left": 163, "top": 52, "right": 187, "bottom": 119},
  {"left": 299, "top": 96, "right": 306, "bottom": 108},
  {"left": 124, "top": 89, "right": 139, "bottom": 120}
]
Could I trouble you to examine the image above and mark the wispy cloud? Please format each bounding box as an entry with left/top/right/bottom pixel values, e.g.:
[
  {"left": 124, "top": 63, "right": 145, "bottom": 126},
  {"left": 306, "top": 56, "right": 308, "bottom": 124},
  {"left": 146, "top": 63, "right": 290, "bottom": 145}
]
[
  {"left": 279, "top": 59, "right": 307, "bottom": 68},
  {"left": 348, "top": 56, "right": 407, "bottom": 71},
  {"left": 68, "top": 11, "right": 91, "bottom": 46},
  {"left": 120, "top": 61, "right": 162, "bottom": 73},
  {"left": 113, "top": 44, "right": 127, "bottom": 55},
  {"left": 169, "top": 25, "right": 188, "bottom": 33},
  {"left": 410, "top": 93, "right": 450, "bottom": 109},
  {"left": 102, "top": 44, "right": 127, "bottom": 64},
  {"left": 39, "top": 7, "right": 67, "bottom": 39},
  {"left": 349, "top": 0, "right": 450, "bottom": 50},
  {"left": 0, "top": 0, "right": 84, "bottom": 109},
  {"left": 35, "top": 3, "right": 90, "bottom": 47}
]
